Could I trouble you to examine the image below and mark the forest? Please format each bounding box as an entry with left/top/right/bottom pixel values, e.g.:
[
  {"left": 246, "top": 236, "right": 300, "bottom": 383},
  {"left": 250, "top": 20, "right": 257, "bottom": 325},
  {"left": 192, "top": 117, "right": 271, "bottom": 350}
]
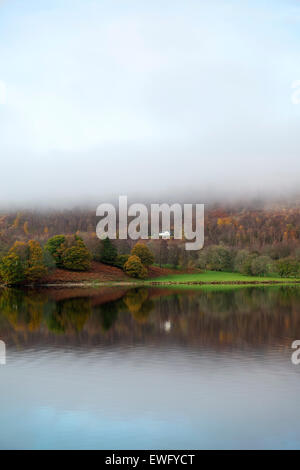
[{"left": 0, "top": 203, "right": 299, "bottom": 285}]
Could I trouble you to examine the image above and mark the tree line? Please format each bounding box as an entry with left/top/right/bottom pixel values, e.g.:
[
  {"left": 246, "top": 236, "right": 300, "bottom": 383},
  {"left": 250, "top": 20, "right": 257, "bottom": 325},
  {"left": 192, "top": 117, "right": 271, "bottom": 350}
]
[
  {"left": 0, "top": 205, "right": 300, "bottom": 252},
  {"left": 0, "top": 234, "right": 156, "bottom": 285},
  {"left": 1, "top": 206, "right": 300, "bottom": 285}
]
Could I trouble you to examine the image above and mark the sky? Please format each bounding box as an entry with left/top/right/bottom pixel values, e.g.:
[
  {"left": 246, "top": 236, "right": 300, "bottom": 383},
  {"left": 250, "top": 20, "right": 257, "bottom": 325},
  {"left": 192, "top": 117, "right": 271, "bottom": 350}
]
[{"left": 1, "top": 0, "right": 300, "bottom": 207}]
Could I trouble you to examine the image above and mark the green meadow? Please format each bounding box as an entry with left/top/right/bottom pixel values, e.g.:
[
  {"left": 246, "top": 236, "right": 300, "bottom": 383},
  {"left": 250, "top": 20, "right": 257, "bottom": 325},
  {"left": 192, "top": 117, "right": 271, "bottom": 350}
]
[{"left": 149, "top": 270, "right": 300, "bottom": 285}]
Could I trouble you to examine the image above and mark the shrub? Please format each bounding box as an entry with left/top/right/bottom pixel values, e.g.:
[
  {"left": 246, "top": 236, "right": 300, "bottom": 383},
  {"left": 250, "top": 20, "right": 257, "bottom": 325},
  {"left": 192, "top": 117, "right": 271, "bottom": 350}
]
[
  {"left": 131, "top": 243, "right": 154, "bottom": 266},
  {"left": 124, "top": 255, "right": 148, "bottom": 279}
]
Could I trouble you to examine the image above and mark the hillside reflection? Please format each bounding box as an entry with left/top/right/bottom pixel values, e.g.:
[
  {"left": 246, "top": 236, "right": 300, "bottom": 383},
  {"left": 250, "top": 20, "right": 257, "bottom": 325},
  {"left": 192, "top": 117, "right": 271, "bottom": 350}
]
[{"left": 0, "top": 286, "right": 300, "bottom": 350}]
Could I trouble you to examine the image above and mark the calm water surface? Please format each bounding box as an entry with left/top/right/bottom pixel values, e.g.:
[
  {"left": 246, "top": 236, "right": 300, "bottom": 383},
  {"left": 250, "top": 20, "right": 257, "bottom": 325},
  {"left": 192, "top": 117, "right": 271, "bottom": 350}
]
[{"left": 0, "top": 285, "right": 300, "bottom": 449}]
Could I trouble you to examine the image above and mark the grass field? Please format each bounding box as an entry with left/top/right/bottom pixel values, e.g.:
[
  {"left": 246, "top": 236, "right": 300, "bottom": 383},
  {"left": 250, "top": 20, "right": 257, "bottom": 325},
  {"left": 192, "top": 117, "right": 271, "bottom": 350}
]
[{"left": 150, "top": 270, "right": 300, "bottom": 284}]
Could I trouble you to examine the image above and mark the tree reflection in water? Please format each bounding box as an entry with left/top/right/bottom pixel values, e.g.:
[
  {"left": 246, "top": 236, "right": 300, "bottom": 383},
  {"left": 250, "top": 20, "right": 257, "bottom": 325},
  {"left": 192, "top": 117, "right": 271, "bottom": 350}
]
[{"left": 0, "top": 285, "right": 300, "bottom": 349}]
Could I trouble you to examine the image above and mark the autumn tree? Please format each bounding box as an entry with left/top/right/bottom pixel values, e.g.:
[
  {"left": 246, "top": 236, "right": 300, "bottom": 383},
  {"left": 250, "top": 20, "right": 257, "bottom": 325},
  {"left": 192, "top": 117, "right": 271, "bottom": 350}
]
[
  {"left": 61, "top": 239, "right": 91, "bottom": 271},
  {"left": 45, "top": 234, "right": 91, "bottom": 271},
  {"left": 23, "top": 221, "right": 29, "bottom": 235},
  {"left": 44, "top": 235, "right": 66, "bottom": 267},
  {"left": 0, "top": 253, "right": 25, "bottom": 285},
  {"left": 12, "top": 212, "right": 21, "bottom": 230},
  {"left": 124, "top": 255, "right": 148, "bottom": 279},
  {"left": 3, "top": 240, "right": 48, "bottom": 284},
  {"left": 9, "top": 241, "right": 29, "bottom": 261},
  {"left": 25, "top": 240, "right": 48, "bottom": 282},
  {"left": 131, "top": 243, "right": 154, "bottom": 267}
]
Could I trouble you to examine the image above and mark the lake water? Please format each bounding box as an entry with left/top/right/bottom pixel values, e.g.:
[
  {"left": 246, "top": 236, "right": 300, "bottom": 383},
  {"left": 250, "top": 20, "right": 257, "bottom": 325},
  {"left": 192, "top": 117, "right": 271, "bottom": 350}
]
[{"left": 0, "top": 285, "right": 300, "bottom": 449}]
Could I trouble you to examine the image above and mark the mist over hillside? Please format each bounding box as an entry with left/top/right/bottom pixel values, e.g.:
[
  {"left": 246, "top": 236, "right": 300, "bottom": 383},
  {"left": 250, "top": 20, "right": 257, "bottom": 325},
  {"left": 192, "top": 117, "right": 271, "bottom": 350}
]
[{"left": 1, "top": 0, "right": 300, "bottom": 209}]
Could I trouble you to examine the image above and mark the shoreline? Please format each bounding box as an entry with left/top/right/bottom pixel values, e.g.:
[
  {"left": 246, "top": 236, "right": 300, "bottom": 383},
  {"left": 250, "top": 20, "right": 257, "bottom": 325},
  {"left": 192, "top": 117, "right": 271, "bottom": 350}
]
[{"left": 7, "top": 279, "right": 300, "bottom": 288}]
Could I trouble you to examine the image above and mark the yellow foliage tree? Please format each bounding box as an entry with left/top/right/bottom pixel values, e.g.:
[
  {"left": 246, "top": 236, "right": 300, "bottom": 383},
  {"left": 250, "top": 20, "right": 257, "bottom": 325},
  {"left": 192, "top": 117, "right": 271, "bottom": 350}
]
[{"left": 23, "top": 221, "right": 29, "bottom": 235}]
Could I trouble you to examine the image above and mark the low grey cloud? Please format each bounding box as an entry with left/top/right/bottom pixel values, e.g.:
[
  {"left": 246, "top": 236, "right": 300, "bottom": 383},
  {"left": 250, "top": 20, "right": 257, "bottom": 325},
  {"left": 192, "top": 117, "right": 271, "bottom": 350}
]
[{"left": 0, "top": 0, "right": 300, "bottom": 206}]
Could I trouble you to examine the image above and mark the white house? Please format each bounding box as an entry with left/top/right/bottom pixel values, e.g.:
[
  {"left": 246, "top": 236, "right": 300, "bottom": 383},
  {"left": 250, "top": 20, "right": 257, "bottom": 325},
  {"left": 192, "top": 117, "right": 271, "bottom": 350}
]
[{"left": 158, "top": 231, "right": 170, "bottom": 239}]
